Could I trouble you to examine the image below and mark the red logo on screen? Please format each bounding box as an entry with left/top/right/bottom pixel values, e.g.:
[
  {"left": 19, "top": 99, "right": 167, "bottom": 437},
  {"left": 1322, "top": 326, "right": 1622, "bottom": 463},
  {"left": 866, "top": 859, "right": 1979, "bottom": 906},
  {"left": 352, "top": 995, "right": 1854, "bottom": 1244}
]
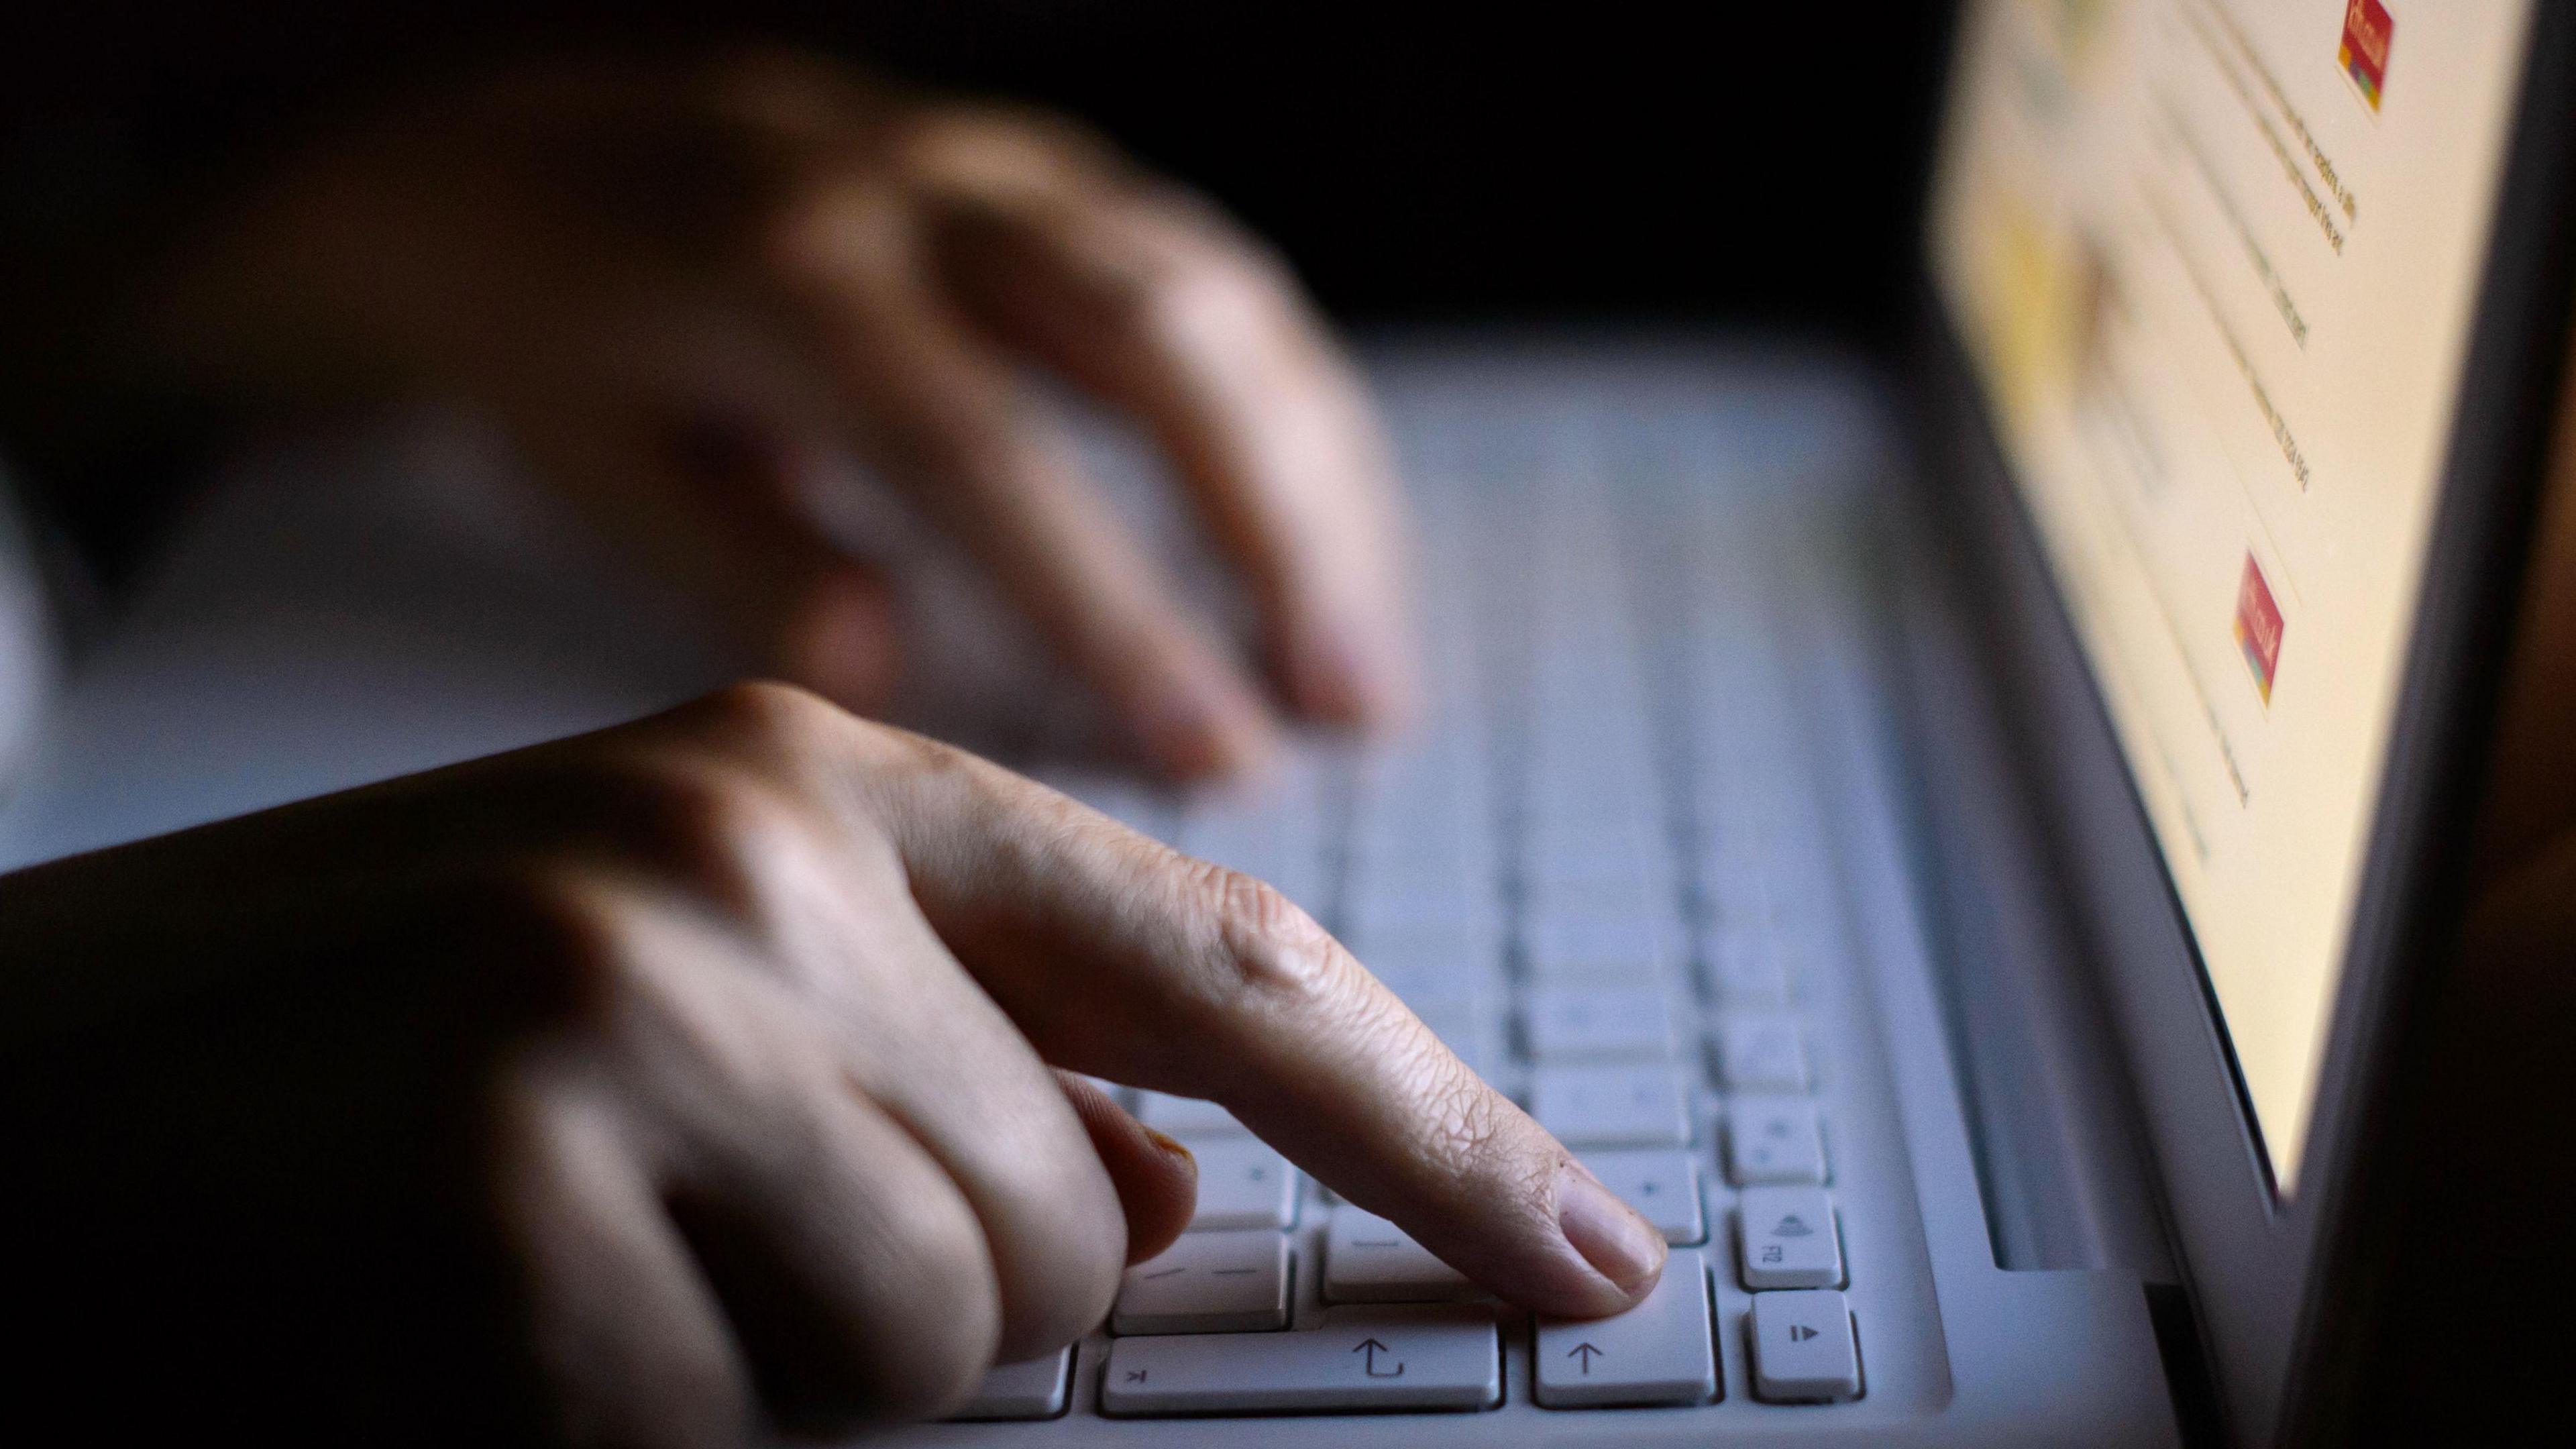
[
  {"left": 2339, "top": 0, "right": 2394, "bottom": 111},
  {"left": 2235, "top": 553, "right": 2286, "bottom": 705}
]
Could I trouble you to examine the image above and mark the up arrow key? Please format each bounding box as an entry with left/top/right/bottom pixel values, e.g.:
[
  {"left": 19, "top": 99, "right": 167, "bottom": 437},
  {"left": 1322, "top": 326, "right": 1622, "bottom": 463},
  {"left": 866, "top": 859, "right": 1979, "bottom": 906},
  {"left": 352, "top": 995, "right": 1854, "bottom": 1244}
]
[{"left": 1534, "top": 1247, "right": 1718, "bottom": 1407}]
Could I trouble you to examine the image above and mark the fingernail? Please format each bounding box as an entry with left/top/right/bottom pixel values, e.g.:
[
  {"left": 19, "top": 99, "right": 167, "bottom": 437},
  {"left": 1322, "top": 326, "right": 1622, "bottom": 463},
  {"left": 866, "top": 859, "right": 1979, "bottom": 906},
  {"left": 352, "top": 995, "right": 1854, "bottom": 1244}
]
[
  {"left": 1556, "top": 1162, "right": 1666, "bottom": 1295},
  {"left": 1141, "top": 1126, "right": 1197, "bottom": 1170}
]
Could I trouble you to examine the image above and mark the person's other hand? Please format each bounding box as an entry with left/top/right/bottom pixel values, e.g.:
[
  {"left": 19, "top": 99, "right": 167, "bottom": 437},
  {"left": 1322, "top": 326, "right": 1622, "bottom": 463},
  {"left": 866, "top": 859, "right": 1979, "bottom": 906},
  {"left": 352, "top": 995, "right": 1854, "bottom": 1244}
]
[
  {"left": 131, "top": 50, "right": 1415, "bottom": 779},
  {"left": 0, "top": 682, "right": 1660, "bottom": 1444}
]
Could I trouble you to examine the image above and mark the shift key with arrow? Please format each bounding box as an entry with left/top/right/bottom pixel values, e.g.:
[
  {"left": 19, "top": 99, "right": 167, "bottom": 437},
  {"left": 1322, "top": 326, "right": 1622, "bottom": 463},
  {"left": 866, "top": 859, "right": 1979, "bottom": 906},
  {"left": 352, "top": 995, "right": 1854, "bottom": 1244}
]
[
  {"left": 1535, "top": 1248, "right": 1719, "bottom": 1407},
  {"left": 1100, "top": 1305, "right": 1499, "bottom": 1415}
]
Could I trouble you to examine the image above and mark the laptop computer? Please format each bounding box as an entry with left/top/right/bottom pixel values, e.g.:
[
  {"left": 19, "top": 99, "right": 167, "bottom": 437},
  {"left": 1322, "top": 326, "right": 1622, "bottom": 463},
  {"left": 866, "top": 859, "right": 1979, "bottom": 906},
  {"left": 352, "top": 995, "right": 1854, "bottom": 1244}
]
[{"left": 0, "top": 1, "right": 2567, "bottom": 1443}]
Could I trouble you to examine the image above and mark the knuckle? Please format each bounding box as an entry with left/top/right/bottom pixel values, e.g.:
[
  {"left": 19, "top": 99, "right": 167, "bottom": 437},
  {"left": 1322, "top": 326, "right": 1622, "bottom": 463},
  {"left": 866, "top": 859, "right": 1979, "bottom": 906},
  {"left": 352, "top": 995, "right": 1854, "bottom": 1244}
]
[
  {"left": 1128, "top": 237, "right": 1294, "bottom": 341},
  {"left": 603, "top": 757, "right": 816, "bottom": 916},
  {"left": 685, "top": 679, "right": 849, "bottom": 765},
  {"left": 894, "top": 103, "right": 1114, "bottom": 189},
  {"left": 470, "top": 867, "right": 649, "bottom": 1024},
  {"left": 1184, "top": 859, "right": 1342, "bottom": 1010}
]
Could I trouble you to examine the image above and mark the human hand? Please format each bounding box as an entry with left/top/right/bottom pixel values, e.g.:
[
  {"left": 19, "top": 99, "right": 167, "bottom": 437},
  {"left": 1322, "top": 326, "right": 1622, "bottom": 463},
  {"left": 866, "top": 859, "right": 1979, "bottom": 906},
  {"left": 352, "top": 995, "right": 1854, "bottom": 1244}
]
[
  {"left": 129, "top": 49, "right": 1415, "bottom": 779},
  {"left": 0, "top": 682, "right": 1660, "bottom": 1444}
]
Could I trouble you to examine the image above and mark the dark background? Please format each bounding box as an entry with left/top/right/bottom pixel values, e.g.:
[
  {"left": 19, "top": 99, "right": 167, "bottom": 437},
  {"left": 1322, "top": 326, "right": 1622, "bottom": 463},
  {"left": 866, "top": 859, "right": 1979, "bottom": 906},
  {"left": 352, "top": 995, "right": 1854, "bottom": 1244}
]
[
  {"left": 843, "top": 3, "right": 1963, "bottom": 333},
  {"left": 3, "top": 1, "right": 1962, "bottom": 335}
]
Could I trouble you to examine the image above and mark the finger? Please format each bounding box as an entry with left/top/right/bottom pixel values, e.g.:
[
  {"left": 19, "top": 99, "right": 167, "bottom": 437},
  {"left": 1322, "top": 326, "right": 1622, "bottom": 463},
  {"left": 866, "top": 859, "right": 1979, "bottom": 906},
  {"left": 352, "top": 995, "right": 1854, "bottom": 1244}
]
[
  {"left": 1057, "top": 1069, "right": 1199, "bottom": 1265},
  {"left": 490, "top": 1058, "right": 753, "bottom": 1449},
  {"left": 504, "top": 393, "right": 905, "bottom": 713},
  {"left": 918, "top": 138, "right": 1419, "bottom": 729},
  {"left": 561, "top": 802, "right": 1132, "bottom": 1372},
  {"left": 756, "top": 182, "right": 1279, "bottom": 779},
  {"left": 749, "top": 837, "right": 1134, "bottom": 1362},
  {"left": 556, "top": 872, "right": 1007, "bottom": 1430},
  {"left": 833, "top": 721, "right": 1667, "bottom": 1318}
]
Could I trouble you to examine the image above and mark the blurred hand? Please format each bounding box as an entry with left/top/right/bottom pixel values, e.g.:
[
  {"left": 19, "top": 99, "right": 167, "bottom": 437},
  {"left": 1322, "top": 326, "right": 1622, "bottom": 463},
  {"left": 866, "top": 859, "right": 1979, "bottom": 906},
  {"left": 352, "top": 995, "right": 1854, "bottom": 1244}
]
[
  {"left": 132, "top": 49, "right": 1416, "bottom": 778},
  {"left": 0, "top": 682, "right": 1662, "bottom": 1444}
]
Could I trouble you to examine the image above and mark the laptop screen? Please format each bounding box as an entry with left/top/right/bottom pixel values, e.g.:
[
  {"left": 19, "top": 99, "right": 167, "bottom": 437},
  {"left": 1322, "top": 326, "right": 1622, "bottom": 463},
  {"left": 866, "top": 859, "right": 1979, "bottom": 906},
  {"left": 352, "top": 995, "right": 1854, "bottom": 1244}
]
[{"left": 1928, "top": 0, "right": 2534, "bottom": 1192}]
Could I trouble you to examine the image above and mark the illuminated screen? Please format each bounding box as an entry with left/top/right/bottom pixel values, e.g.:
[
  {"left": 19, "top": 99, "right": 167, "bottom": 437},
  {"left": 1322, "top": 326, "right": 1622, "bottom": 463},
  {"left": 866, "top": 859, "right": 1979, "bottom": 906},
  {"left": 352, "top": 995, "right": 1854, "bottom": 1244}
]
[{"left": 1929, "top": 0, "right": 2533, "bottom": 1189}]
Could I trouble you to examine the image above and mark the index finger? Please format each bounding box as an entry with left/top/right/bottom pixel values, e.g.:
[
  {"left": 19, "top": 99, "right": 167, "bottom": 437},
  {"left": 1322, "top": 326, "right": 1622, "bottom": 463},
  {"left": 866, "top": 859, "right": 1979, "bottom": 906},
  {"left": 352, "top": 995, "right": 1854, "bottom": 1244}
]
[{"left": 828, "top": 718, "right": 1665, "bottom": 1319}]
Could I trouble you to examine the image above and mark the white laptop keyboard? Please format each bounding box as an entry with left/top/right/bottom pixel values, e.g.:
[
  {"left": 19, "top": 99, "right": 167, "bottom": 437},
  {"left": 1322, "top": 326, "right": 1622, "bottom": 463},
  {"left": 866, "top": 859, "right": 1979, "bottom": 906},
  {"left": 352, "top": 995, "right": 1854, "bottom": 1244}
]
[
  {"left": 945, "top": 370, "right": 1930, "bottom": 1430},
  {"left": 0, "top": 354, "right": 2135, "bottom": 1442}
]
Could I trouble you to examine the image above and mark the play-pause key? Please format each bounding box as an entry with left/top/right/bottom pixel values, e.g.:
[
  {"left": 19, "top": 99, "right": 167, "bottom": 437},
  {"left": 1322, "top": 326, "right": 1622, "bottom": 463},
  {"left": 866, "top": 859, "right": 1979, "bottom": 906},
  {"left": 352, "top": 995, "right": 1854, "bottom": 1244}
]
[{"left": 1750, "top": 1289, "right": 1862, "bottom": 1402}]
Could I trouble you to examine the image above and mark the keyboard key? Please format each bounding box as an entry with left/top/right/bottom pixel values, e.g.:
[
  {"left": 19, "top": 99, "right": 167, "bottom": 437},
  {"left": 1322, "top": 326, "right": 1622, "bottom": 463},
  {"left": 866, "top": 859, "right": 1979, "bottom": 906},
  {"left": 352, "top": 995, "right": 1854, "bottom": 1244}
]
[
  {"left": 1736, "top": 1186, "right": 1843, "bottom": 1289},
  {"left": 1114, "top": 1230, "right": 1291, "bottom": 1334},
  {"left": 1523, "top": 987, "right": 1676, "bottom": 1062},
  {"left": 1343, "top": 872, "right": 1499, "bottom": 935},
  {"left": 1349, "top": 923, "right": 1503, "bottom": 998},
  {"left": 1189, "top": 1139, "right": 1300, "bottom": 1231},
  {"left": 1134, "top": 1091, "right": 1250, "bottom": 1138},
  {"left": 1701, "top": 923, "right": 1791, "bottom": 1006},
  {"left": 1100, "top": 1305, "right": 1501, "bottom": 1415},
  {"left": 1521, "top": 869, "right": 1666, "bottom": 924},
  {"left": 1363, "top": 955, "right": 1499, "bottom": 1010},
  {"left": 1534, "top": 1248, "right": 1718, "bottom": 1407},
  {"left": 1726, "top": 1097, "right": 1829, "bottom": 1185},
  {"left": 1748, "top": 1289, "right": 1863, "bottom": 1402},
  {"left": 1579, "top": 1149, "right": 1706, "bottom": 1244},
  {"left": 1715, "top": 1014, "right": 1811, "bottom": 1091},
  {"left": 1324, "top": 1208, "right": 1474, "bottom": 1302},
  {"left": 1525, "top": 916, "right": 1668, "bottom": 983},
  {"left": 950, "top": 1346, "right": 1071, "bottom": 1420},
  {"left": 1530, "top": 1065, "right": 1693, "bottom": 1147},
  {"left": 1177, "top": 767, "right": 1328, "bottom": 914}
]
